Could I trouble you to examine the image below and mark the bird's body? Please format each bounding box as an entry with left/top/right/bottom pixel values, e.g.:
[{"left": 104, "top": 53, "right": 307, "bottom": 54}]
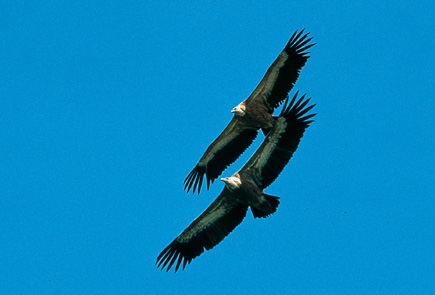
[
  {"left": 221, "top": 173, "right": 277, "bottom": 218},
  {"left": 232, "top": 99, "right": 274, "bottom": 129}
]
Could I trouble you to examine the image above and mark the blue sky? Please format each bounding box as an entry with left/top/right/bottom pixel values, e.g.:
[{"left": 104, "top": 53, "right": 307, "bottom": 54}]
[{"left": 1, "top": 1, "right": 434, "bottom": 294}]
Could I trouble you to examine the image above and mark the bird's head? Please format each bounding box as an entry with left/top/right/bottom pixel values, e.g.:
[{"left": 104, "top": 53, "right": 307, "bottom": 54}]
[
  {"left": 231, "top": 105, "right": 246, "bottom": 117},
  {"left": 221, "top": 176, "right": 242, "bottom": 191}
]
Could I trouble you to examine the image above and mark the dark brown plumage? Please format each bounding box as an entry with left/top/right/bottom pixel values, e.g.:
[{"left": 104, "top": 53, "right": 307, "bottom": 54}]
[
  {"left": 184, "top": 29, "right": 315, "bottom": 194},
  {"left": 157, "top": 93, "right": 316, "bottom": 272}
]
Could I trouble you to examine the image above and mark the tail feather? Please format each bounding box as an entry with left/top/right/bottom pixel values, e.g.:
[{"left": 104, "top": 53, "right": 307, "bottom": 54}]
[{"left": 251, "top": 194, "right": 280, "bottom": 218}]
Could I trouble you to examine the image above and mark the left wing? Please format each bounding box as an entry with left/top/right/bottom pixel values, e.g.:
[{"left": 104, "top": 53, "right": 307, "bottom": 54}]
[
  {"left": 241, "top": 92, "right": 316, "bottom": 189},
  {"left": 156, "top": 187, "right": 248, "bottom": 272}
]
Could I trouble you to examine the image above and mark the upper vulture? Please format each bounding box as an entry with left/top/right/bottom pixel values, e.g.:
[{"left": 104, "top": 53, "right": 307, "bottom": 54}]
[
  {"left": 184, "top": 29, "right": 315, "bottom": 194},
  {"left": 157, "top": 93, "right": 316, "bottom": 272}
]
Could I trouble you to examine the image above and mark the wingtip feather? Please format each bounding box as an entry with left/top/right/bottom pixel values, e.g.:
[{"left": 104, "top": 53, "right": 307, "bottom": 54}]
[
  {"left": 279, "top": 92, "right": 316, "bottom": 123},
  {"left": 184, "top": 165, "right": 207, "bottom": 194}
]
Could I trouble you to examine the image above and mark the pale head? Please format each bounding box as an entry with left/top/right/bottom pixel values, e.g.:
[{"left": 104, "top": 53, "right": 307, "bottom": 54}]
[
  {"left": 221, "top": 176, "right": 242, "bottom": 191},
  {"left": 231, "top": 105, "right": 246, "bottom": 117}
]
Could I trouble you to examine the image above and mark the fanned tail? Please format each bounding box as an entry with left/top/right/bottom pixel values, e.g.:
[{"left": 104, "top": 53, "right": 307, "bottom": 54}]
[{"left": 251, "top": 194, "right": 280, "bottom": 218}]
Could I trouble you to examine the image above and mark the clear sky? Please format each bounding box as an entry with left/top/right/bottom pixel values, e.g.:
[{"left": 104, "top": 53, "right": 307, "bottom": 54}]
[{"left": 1, "top": 1, "right": 434, "bottom": 294}]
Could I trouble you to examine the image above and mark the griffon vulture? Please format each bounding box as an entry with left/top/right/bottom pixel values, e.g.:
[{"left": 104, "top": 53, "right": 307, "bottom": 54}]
[
  {"left": 184, "top": 29, "right": 315, "bottom": 194},
  {"left": 157, "top": 93, "right": 316, "bottom": 272}
]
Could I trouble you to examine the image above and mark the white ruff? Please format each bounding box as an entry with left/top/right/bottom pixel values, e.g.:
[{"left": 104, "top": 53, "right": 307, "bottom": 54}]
[
  {"left": 231, "top": 106, "right": 246, "bottom": 117},
  {"left": 222, "top": 176, "right": 242, "bottom": 190}
]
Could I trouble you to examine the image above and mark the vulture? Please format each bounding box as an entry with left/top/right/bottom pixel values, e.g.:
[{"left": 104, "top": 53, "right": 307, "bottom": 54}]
[
  {"left": 157, "top": 93, "right": 316, "bottom": 272},
  {"left": 184, "top": 29, "right": 315, "bottom": 194}
]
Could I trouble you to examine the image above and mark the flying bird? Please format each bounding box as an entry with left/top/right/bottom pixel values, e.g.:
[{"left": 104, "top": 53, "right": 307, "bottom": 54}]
[
  {"left": 184, "top": 29, "right": 315, "bottom": 194},
  {"left": 157, "top": 93, "right": 316, "bottom": 272}
]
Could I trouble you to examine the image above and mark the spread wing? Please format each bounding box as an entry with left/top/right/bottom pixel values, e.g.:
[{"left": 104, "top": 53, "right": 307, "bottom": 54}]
[
  {"left": 156, "top": 188, "right": 248, "bottom": 272},
  {"left": 184, "top": 117, "right": 258, "bottom": 194},
  {"left": 241, "top": 92, "right": 316, "bottom": 189},
  {"left": 245, "top": 29, "right": 315, "bottom": 111}
]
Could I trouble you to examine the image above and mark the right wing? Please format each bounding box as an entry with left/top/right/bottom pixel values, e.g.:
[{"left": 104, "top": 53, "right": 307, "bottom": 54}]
[{"left": 244, "top": 30, "right": 315, "bottom": 111}]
